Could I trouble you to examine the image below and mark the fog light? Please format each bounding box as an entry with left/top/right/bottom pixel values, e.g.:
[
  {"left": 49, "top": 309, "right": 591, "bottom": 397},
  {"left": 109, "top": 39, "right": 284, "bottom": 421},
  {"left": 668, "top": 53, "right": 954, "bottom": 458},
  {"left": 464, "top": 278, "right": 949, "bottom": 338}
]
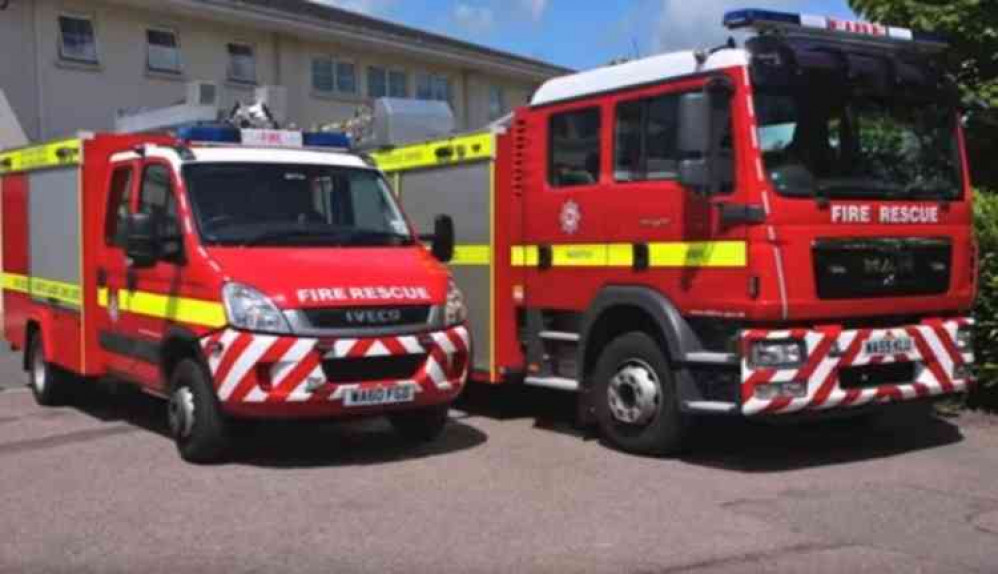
[
  {"left": 749, "top": 339, "right": 806, "bottom": 369},
  {"left": 956, "top": 325, "right": 974, "bottom": 352},
  {"left": 754, "top": 381, "right": 808, "bottom": 400}
]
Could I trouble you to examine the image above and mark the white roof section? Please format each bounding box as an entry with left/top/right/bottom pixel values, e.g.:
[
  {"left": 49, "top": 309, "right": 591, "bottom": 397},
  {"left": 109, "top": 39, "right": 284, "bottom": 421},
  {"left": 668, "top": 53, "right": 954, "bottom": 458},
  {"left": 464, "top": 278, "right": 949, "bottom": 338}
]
[
  {"left": 185, "top": 147, "right": 371, "bottom": 169},
  {"left": 531, "top": 49, "right": 750, "bottom": 107}
]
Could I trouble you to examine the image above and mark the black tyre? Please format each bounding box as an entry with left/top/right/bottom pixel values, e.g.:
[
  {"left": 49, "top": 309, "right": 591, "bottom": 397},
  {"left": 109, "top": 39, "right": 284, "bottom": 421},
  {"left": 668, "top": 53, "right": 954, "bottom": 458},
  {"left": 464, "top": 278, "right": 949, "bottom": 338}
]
[
  {"left": 168, "top": 358, "right": 229, "bottom": 464},
  {"left": 27, "top": 331, "right": 72, "bottom": 406},
  {"left": 388, "top": 405, "right": 450, "bottom": 443},
  {"left": 592, "top": 332, "right": 687, "bottom": 456}
]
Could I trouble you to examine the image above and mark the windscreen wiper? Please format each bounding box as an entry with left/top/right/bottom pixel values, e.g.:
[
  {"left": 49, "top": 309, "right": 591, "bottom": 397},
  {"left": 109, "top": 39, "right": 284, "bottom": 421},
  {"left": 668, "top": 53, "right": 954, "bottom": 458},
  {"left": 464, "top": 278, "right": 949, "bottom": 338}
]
[{"left": 241, "top": 229, "right": 348, "bottom": 247}]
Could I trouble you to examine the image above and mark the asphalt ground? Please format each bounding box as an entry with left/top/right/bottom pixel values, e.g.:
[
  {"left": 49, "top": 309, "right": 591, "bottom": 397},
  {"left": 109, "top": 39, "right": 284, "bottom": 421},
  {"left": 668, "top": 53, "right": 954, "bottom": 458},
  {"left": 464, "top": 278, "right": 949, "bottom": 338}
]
[{"left": 1, "top": 344, "right": 997, "bottom": 573}]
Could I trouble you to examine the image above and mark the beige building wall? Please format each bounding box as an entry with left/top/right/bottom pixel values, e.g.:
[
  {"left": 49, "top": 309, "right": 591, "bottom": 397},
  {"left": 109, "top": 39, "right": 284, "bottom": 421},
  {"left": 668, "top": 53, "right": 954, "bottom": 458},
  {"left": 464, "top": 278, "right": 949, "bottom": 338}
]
[{"left": 1, "top": 0, "right": 553, "bottom": 141}]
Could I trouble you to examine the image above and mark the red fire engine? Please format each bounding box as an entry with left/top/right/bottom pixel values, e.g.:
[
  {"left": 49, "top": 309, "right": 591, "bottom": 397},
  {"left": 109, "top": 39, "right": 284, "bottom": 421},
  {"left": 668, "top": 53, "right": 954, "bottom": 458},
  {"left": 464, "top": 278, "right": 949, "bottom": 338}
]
[
  {"left": 0, "top": 126, "right": 470, "bottom": 463},
  {"left": 373, "top": 9, "right": 977, "bottom": 455}
]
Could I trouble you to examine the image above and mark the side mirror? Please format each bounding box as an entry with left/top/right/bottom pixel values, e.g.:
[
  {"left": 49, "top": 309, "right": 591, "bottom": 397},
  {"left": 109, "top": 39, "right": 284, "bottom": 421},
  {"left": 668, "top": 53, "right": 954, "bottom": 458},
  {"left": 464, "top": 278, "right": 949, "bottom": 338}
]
[
  {"left": 678, "top": 159, "right": 709, "bottom": 192},
  {"left": 125, "top": 212, "right": 160, "bottom": 269},
  {"left": 430, "top": 215, "right": 455, "bottom": 263},
  {"left": 677, "top": 93, "right": 710, "bottom": 156}
]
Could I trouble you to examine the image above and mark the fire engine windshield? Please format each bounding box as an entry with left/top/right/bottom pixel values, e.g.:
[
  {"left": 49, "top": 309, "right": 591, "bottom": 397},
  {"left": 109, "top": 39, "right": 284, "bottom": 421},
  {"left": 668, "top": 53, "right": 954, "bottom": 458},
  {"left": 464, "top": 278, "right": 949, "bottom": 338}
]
[
  {"left": 753, "top": 46, "right": 963, "bottom": 201},
  {"left": 182, "top": 163, "right": 414, "bottom": 247}
]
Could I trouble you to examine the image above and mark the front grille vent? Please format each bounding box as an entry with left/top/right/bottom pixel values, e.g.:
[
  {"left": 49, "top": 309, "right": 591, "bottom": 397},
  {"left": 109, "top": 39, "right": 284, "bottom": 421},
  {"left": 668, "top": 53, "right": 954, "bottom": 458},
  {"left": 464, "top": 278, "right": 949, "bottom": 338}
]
[{"left": 813, "top": 238, "right": 951, "bottom": 300}]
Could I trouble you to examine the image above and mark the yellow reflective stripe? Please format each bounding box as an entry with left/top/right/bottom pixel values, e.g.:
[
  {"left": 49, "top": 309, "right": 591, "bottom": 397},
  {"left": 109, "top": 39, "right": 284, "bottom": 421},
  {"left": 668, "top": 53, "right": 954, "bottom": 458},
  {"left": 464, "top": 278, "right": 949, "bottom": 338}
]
[
  {"left": 510, "top": 241, "right": 747, "bottom": 268},
  {"left": 99, "top": 289, "right": 227, "bottom": 328},
  {"left": 0, "top": 138, "right": 82, "bottom": 174},
  {"left": 2, "top": 273, "right": 81, "bottom": 306},
  {"left": 451, "top": 245, "right": 491, "bottom": 266},
  {"left": 2, "top": 273, "right": 29, "bottom": 294},
  {"left": 97, "top": 287, "right": 109, "bottom": 308},
  {"left": 511, "top": 245, "right": 539, "bottom": 267},
  {"left": 552, "top": 244, "right": 608, "bottom": 267},
  {"left": 371, "top": 133, "right": 494, "bottom": 173},
  {"left": 648, "top": 241, "right": 746, "bottom": 268}
]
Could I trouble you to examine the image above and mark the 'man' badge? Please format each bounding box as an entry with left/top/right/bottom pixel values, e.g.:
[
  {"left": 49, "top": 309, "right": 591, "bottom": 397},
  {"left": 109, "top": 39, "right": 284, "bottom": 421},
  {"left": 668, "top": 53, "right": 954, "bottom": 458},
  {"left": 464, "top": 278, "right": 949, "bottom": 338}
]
[{"left": 560, "top": 200, "right": 581, "bottom": 235}]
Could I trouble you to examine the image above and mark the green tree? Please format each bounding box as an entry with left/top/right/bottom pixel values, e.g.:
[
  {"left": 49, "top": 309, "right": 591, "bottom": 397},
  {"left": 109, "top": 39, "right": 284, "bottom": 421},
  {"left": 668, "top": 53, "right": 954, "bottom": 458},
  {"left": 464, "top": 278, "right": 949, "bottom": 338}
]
[{"left": 849, "top": 0, "right": 998, "bottom": 188}]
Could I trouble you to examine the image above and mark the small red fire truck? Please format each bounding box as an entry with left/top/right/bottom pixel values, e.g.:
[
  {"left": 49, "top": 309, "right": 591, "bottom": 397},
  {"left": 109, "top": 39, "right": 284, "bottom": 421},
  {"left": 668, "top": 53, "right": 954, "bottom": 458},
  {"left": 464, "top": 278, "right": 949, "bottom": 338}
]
[
  {"left": 373, "top": 9, "right": 977, "bottom": 455},
  {"left": 0, "top": 126, "right": 470, "bottom": 462}
]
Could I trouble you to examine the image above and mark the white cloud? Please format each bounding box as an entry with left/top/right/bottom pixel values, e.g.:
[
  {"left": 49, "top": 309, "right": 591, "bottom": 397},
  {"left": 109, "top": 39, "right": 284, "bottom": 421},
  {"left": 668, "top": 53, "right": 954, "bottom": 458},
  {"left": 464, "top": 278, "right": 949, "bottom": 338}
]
[
  {"left": 653, "top": 0, "right": 808, "bottom": 53},
  {"left": 453, "top": 3, "right": 495, "bottom": 34},
  {"left": 520, "top": 0, "right": 548, "bottom": 22},
  {"left": 307, "top": 0, "right": 394, "bottom": 16}
]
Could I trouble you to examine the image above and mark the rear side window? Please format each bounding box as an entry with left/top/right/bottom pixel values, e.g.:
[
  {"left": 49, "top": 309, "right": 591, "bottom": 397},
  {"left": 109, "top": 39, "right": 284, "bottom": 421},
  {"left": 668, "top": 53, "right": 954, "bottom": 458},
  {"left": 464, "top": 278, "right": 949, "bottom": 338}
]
[
  {"left": 549, "top": 108, "right": 601, "bottom": 188},
  {"left": 139, "top": 164, "right": 182, "bottom": 251},
  {"left": 615, "top": 93, "right": 682, "bottom": 182},
  {"left": 105, "top": 166, "right": 133, "bottom": 247}
]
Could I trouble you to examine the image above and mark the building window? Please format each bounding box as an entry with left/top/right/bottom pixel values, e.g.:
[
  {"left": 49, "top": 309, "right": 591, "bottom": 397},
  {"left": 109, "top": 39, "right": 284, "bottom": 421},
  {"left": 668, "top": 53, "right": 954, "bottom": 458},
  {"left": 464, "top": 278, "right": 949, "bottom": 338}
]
[
  {"left": 388, "top": 70, "right": 408, "bottom": 98},
  {"left": 489, "top": 85, "right": 506, "bottom": 120},
  {"left": 336, "top": 61, "right": 357, "bottom": 94},
  {"left": 146, "top": 28, "right": 181, "bottom": 75},
  {"left": 312, "top": 57, "right": 335, "bottom": 93},
  {"left": 312, "top": 57, "right": 358, "bottom": 95},
  {"left": 367, "top": 66, "right": 387, "bottom": 98},
  {"left": 549, "top": 108, "right": 602, "bottom": 188},
  {"left": 416, "top": 72, "right": 451, "bottom": 103},
  {"left": 58, "top": 15, "right": 98, "bottom": 64},
  {"left": 227, "top": 43, "right": 256, "bottom": 84}
]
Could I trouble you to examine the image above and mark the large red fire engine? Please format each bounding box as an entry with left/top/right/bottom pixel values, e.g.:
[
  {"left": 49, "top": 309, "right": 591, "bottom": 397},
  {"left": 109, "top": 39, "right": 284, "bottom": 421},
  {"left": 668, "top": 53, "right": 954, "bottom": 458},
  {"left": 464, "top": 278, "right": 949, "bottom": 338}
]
[
  {"left": 373, "top": 9, "right": 977, "bottom": 455},
  {"left": 0, "top": 126, "right": 470, "bottom": 463}
]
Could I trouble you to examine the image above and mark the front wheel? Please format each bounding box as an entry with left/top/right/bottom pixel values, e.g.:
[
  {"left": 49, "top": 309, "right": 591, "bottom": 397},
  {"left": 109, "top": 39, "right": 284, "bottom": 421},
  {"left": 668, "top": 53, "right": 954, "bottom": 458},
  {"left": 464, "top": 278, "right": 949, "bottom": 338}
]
[
  {"left": 592, "top": 332, "right": 687, "bottom": 456},
  {"left": 388, "top": 405, "right": 450, "bottom": 443},
  {"left": 168, "top": 359, "right": 229, "bottom": 464}
]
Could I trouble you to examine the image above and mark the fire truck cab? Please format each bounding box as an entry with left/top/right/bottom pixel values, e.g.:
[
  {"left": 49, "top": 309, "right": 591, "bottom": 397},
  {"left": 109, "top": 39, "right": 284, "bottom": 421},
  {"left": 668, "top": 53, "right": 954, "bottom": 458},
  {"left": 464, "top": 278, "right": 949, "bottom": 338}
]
[
  {"left": 374, "top": 9, "right": 976, "bottom": 455},
  {"left": 0, "top": 126, "right": 471, "bottom": 463}
]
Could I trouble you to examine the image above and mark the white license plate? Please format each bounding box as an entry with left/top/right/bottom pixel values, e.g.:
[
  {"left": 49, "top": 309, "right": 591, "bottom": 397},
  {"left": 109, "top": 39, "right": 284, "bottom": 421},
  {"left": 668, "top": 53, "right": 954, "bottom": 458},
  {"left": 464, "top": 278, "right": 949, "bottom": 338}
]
[
  {"left": 344, "top": 385, "right": 415, "bottom": 408},
  {"left": 864, "top": 336, "right": 914, "bottom": 356}
]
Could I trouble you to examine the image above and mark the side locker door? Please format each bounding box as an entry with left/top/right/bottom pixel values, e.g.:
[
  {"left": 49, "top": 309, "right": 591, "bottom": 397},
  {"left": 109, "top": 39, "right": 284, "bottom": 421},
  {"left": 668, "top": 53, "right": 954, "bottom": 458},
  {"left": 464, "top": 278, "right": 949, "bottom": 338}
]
[
  {"left": 123, "top": 160, "right": 187, "bottom": 390},
  {"left": 95, "top": 161, "right": 139, "bottom": 377},
  {"left": 522, "top": 104, "right": 608, "bottom": 309}
]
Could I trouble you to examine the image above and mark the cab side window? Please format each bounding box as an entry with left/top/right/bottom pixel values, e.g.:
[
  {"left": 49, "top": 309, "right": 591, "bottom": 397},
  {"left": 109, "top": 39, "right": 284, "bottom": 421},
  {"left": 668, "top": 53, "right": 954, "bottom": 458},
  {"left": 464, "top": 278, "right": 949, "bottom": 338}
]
[
  {"left": 138, "top": 164, "right": 183, "bottom": 260},
  {"left": 105, "top": 166, "right": 134, "bottom": 247},
  {"left": 549, "top": 108, "right": 601, "bottom": 188},
  {"left": 614, "top": 93, "right": 682, "bottom": 182}
]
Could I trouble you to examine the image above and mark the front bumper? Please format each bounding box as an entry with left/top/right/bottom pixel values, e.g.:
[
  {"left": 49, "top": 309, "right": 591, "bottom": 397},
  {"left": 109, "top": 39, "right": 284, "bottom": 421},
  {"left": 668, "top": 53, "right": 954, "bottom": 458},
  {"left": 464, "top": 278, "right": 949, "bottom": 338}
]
[
  {"left": 741, "top": 318, "right": 973, "bottom": 416},
  {"left": 199, "top": 325, "right": 470, "bottom": 419}
]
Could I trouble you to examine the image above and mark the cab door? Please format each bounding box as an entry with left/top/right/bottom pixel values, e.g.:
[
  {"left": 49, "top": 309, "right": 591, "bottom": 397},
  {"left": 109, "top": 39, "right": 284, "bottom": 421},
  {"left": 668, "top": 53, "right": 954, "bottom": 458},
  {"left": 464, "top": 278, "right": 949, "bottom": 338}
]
[
  {"left": 95, "top": 160, "right": 140, "bottom": 377},
  {"left": 117, "top": 160, "right": 187, "bottom": 391}
]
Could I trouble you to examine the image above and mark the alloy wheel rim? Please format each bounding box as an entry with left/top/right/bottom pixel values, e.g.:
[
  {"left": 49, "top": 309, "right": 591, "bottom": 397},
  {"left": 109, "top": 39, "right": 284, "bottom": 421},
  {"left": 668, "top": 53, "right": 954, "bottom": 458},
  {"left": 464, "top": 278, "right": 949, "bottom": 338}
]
[
  {"left": 31, "top": 346, "right": 46, "bottom": 394},
  {"left": 607, "top": 359, "right": 661, "bottom": 426},
  {"left": 168, "top": 387, "right": 196, "bottom": 439}
]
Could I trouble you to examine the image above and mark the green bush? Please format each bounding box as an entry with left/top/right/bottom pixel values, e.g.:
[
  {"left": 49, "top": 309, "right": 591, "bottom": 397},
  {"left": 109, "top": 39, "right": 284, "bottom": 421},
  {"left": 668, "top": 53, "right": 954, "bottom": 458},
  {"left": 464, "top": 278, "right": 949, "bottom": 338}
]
[{"left": 970, "top": 189, "right": 998, "bottom": 409}]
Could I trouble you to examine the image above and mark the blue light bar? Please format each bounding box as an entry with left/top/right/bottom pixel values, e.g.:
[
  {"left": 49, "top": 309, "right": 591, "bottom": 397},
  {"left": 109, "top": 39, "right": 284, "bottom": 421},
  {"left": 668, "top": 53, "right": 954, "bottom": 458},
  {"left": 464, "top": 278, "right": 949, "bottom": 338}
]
[
  {"left": 723, "top": 8, "right": 947, "bottom": 49},
  {"left": 174, "top": 123, "right": 351, "bottom": 150}
]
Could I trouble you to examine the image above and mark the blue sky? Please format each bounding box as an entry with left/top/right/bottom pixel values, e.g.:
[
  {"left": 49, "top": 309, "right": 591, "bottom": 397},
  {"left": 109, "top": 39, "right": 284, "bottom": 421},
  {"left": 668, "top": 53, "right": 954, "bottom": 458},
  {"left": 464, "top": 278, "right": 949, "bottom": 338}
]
[{"left": 313, "top": 0, "right": 859, "bottom": 70}]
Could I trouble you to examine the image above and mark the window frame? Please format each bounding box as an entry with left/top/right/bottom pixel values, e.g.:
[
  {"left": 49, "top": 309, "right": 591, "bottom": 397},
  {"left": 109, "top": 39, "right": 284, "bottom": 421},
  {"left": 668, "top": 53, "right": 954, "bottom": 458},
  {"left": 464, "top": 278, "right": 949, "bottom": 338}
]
[
  {"left": 145, "top": 26, "right": 183, "bottom": 76},
  {"left": 416, "top": 71, "right": 452, "bottom": 104},
  {"left": 311, "top": 54, "right": 336, "bottom": 94},
  {"left": 226, "top": 41, "right": 257, "bottom": 85},
  {"left": 387, "top": 68, "right": 409, "bottom": 99},
  {"left": 367, "top": 65, "right": 388, "bottom": 99},
  {"left": 137, "top": 161, "right": 185, "bottom": 264},
  {"left": 612, "top": 90, "right": 688, "bottom": 184},
  {"left": 547, "top": 106, "right": 603, "bottom": 189},
  {"left": 489, "top": 85, "right": 507, "bottom": 120},
  {"left": 335, "top": 58, "right": 358, "bottom": 95},
  {"left": 57, "top": 13, "right": 100, "bottom": 66}
]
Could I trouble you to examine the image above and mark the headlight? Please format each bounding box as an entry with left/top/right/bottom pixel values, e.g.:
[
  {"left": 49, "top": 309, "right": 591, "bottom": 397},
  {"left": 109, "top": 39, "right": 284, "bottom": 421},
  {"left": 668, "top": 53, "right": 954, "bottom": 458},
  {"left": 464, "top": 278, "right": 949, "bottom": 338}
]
[
  {"left": 442, "top": 279, "right": 467, "bottom": 327},
  {"left": 956, "top": 325, "right": 974, "bottom": 352},
  {"left": 222, "top": 282, "right": 291, "bottom": 334},
  {"left": 749, "top": 339, "right": 806, "bottom": 369}
]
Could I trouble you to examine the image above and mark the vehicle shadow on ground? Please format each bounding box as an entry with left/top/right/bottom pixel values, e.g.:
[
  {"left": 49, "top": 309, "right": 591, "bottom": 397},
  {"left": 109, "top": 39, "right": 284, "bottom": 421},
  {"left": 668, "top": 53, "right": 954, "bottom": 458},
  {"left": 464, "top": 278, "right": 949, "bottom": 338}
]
[
  {"left": 69, "top": 384, "right": 488, "bottom": 468},
  {"left": 457, "top": 384, "right": 965, "bottom": 472}
]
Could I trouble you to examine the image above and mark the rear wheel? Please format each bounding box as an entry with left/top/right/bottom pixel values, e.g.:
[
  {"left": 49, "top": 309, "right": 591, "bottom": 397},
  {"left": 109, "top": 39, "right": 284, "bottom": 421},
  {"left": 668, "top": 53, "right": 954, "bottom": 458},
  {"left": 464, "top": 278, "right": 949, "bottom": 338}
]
[
  {"left": 592, "top": 332, "right": 687, "bottom": 456},
  {"left": 27, "top": 331, "right": 72, "bottom": 406},
  {"left": 388, "top": 405, "right": 450, "bottom": 443},
  {"left": 168, "top": 359, "right": 229, "bottom": 464}
]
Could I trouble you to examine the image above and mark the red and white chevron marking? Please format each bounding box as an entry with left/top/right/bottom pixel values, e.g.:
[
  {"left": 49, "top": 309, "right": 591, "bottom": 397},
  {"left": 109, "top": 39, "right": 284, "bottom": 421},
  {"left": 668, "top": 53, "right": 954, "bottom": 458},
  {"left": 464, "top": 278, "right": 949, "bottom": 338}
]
[
  {"left": 199, "top": 326, "right": 470, "bottom": 405},
  {"left": 742, "top": 318, "right": 973, "bottom": 416}
]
